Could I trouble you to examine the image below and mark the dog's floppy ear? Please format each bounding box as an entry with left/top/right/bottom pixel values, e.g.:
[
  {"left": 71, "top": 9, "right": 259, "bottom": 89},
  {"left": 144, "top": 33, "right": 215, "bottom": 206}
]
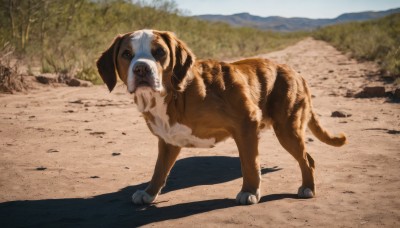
[
  {"left": 159, "top": 31, "right": 196, "bottom": 91},
  {"left": 96, "top": 35, "right": 124, "bottom": 92}
]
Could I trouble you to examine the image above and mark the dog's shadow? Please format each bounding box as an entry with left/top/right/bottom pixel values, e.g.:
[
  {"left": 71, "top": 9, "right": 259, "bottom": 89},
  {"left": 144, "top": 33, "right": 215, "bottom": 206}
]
[
  {"left": 163, "top": 155, "right": 280, "bottom": 193},
  {"left": 0, "top": 156, "right": 294, "bottom": 227}
]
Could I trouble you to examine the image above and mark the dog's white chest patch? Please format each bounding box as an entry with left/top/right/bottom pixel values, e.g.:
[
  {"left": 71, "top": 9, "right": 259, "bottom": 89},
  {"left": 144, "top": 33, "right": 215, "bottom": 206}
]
[{"left": 135, "top": 89, "right": 216, "bottom": 148}]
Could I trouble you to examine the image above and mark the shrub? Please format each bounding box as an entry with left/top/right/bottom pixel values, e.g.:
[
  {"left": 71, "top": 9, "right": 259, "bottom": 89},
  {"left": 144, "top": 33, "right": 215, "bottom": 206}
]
[{"left": 0, "top": 43, "right": 28, "bottom": 93}]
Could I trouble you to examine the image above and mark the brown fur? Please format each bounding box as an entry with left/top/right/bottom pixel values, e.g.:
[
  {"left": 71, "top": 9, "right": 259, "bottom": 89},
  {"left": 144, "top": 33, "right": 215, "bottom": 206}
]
[{"left": 97, "top": 30, "right": 347, "bottom": 204}]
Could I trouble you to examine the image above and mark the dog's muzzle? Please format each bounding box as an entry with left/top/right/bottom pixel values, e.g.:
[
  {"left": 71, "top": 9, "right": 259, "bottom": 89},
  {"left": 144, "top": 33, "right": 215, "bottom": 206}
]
[
  {"left": 133, "top": 62, "right": 150, "bottom": 78},
  {"left": 133, "top": 61, "right": 154, "bottom": 90}
]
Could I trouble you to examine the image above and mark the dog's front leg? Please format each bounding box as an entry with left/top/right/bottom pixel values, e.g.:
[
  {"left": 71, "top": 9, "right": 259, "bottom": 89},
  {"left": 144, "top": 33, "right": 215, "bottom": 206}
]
[
  {"left": 132, "top": 139, "right": 181, "bottom": 205},
  {"left": 233, "top": 120, "right": 261, "bottom": 205}
]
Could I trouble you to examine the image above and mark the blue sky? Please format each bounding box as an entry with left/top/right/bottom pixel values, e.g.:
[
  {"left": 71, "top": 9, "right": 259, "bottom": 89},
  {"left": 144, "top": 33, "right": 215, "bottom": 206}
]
[{"left": 173, "top": 0, "right": 400, "bottom": 19}]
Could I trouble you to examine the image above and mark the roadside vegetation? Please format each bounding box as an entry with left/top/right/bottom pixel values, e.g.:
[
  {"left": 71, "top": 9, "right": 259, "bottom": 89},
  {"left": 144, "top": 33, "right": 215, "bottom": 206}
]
[
  {"left": 313, "top": 13, "right": 400, "bottom": 80},
  {"left": 0, "top": 0, "right": 306, "bottom": 84}
]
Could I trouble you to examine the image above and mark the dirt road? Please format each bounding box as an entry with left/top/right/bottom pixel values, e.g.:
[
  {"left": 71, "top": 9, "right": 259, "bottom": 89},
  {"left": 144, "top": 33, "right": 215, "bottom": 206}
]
[{"left": 1, "top": 38, "right": 399, "bottom": 227}]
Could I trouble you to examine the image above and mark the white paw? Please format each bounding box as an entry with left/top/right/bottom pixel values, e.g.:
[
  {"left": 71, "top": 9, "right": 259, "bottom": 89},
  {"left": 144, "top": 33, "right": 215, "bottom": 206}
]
[
  {"left": 236, "top": 189, "right": 260, "bottom": 205},
  {"left": 132, "top": 190, "right": 157, "bottom": 205},
  {"left": 298, "top": 186, "right": 314, "bottom": 198}
]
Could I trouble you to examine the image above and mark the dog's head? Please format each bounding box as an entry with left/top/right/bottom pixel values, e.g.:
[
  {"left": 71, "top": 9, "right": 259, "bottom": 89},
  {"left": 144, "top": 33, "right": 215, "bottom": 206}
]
[{"left": 96, "top": 29, "right": 195, "bottom": 94}]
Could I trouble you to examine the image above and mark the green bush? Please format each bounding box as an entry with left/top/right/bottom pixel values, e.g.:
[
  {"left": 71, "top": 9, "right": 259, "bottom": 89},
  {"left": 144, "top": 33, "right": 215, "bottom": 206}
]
[
  {"left": 313, "top": 13, "right": 400, "bottom": 78},
  {"left": 0, "top": 0, "right": 306, "bottom": 84}
]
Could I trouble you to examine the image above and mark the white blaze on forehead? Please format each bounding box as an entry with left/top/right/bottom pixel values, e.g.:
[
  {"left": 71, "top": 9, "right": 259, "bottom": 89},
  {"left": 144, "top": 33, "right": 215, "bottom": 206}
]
[
  {"left": 127, "top": 29, "right": 164, "bottom": 93},
  {"left": 131, "top": 29, "right": 154, "bottom": 58}
]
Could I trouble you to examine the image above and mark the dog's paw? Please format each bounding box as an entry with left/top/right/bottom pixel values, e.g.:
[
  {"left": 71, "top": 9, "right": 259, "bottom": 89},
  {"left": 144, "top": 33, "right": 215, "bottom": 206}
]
[
  {"left": 132, "top": 190, "right": 157, "bottom": 205},
  {"left": 236, "top": 189, "right": 260, "bottom": 205},
  {"left": 298, "top": 186, "right": 315, "bottom": 198}
]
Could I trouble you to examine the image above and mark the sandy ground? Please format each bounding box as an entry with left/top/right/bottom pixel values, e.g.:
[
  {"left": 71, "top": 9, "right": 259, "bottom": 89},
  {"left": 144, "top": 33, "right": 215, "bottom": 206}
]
[{"left": 0, "top": 38, "right": 399, "bottom": 227}]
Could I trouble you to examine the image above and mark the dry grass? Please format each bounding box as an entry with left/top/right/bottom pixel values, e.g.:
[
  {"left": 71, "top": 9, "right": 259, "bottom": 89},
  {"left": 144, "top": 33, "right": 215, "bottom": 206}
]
[
  {"left": 313, "top": 13, "right": 400, "bottom": 79},
  {"left": 0, "top": 44, "right": 28, "bottom": 93}
]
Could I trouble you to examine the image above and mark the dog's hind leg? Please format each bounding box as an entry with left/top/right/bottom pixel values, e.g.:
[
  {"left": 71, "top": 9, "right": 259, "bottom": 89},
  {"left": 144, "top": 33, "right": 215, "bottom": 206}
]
[{"left": 273, "top": 120, "right": 316, "bottom": 198}]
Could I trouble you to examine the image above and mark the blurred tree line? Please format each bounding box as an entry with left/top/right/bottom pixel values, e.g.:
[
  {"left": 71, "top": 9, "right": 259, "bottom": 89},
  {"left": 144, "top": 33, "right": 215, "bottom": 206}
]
[{"left": 0, "top": 0, "right": 305, "bottom": 83}]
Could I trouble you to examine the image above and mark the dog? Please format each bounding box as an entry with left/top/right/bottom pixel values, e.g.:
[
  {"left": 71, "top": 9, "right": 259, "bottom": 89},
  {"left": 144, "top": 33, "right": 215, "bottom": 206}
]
[{"left": 96, "top": 29, "right": 346, "bottom": 205}]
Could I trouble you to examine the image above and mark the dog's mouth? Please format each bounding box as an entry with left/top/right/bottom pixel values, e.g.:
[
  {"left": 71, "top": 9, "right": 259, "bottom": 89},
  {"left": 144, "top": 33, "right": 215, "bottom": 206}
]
[
  {"left": 133, "top": 78, "right": 154, "bottom": 92},
  {"left": 136, "top": 80, "right": 151, "bottom": 88},
  {"left": 130, "top": 72, "right": 163, "bottom": 94}
]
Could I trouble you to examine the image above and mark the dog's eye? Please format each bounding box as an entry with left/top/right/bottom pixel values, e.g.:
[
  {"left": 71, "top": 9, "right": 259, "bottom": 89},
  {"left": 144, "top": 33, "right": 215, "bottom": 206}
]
[
  {"left": 154, "top": 47, "right": 166, "bottom": 58},
  {"left": 122, "top": 50, "right": 133, "bottom": 60}
]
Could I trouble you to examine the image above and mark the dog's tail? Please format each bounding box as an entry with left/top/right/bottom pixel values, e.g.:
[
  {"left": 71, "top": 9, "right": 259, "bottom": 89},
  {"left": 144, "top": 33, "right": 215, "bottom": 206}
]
[{"left": 308, "top": 111, "right": 347, "bottom": 147}]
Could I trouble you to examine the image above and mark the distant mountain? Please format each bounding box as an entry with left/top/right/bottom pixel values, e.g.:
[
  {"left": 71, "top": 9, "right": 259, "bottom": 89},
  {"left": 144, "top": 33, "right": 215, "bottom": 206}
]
[{"left": 196, "top": 8, "right": 400, "bottom": 32}]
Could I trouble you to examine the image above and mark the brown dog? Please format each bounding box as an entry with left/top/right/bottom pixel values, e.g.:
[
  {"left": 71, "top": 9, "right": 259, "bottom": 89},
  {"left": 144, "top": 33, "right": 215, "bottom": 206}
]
[{"left": 96, "top": 29, "right": 346, "bottom": 205}]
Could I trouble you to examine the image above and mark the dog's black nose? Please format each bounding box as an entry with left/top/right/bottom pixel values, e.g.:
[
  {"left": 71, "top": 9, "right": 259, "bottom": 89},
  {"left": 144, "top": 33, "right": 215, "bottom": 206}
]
[{"left": 133, "top": 63, "right": 150, "bottom": 78}]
